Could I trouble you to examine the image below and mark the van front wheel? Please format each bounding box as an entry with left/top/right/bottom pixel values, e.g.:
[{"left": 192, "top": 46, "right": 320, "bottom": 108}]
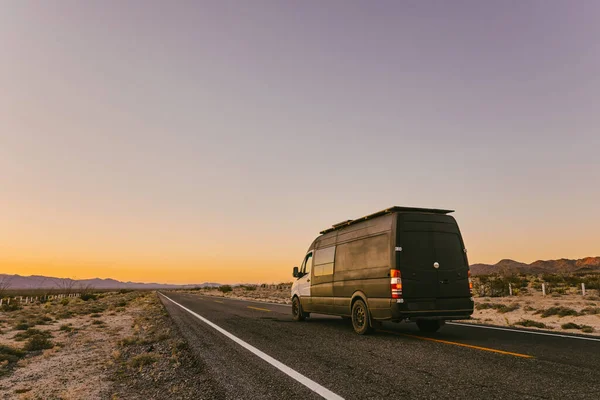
[
  {"left": 416, "top": 320, "right": 443, "bottom": 333},
  {"left": 292, "top": 297, "right": 306, "bottom": 321},
  {"left": 351, "top": 299, "right": 373, "bottom": 335}
]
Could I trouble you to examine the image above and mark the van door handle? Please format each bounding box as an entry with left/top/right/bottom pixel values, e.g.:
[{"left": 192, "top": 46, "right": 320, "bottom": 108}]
[{"left": 307, "top": 279, "right": 310, "bottom": 282}]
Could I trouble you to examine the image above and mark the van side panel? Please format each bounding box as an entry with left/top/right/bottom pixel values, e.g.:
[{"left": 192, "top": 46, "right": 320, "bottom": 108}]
[{"left": 330, "top": 214, "right": 394, "bottom": 317}]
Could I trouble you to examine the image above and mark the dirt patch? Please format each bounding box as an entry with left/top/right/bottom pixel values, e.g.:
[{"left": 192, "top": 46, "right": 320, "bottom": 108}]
[
  {"left": 470, "top": 292, "right": 600, "bottom": 335},
  {"left": 0, "top": 291, "right": 143, "bottom": 399}
]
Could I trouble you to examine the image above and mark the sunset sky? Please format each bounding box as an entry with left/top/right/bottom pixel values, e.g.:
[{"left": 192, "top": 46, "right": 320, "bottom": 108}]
[{"left": 1, "top": 1, "right": 599, "bottom": 284}]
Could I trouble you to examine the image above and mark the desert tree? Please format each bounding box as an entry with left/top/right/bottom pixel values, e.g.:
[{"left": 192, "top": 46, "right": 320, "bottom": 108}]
[
  {"left": 55, "top": 277, "right": 77, "bottom": 296},
  {"left": 0, "top": 275, "right": 13, "bottom": 299}
]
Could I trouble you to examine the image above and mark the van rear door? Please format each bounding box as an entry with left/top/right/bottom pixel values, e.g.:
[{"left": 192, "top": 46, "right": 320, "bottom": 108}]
[{"left": 397, "top": 214, "right": 470, "bottom": 300}]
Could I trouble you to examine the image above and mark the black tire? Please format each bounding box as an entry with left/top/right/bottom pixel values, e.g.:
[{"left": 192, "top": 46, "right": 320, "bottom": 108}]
[
  {"left": 292, "top": 297, "right": 305, "bottom": 321},
  {"left": 351, "top": 299, "right": 373, "bottom": 335},
  {"left": 416, "top": 320, "right": 443, "bottom": 333}
]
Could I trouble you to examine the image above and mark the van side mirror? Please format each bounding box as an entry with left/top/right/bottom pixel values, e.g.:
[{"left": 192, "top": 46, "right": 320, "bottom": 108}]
[{"left": 293, "top": 266, "right": 299, "bottom": 278}]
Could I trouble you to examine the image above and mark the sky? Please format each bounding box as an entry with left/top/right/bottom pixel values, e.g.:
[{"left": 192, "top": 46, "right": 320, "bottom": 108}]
[{"left": 1, "top": 1, "right": 599, "bottom": 284}]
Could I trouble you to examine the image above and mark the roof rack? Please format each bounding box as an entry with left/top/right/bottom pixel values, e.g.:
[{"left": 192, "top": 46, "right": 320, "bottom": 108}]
[{"left": 319, "top": 206, "right": 454, "bottom": 234}]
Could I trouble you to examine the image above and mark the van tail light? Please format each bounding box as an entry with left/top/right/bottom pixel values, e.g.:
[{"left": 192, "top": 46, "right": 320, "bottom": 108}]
[
  {"left": 391, "top": 269, "right": 403, "bottom": 299},
  {"left": 468, "top": 270, "right": 473, "bottom": 294}
]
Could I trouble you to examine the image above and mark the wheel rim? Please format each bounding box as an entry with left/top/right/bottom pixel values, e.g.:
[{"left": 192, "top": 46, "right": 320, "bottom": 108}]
[
  {"left": 292, "top": 299, "right": 299, "bottom": 317},
  {"left": 353, "top": 304, "right": 365, "bottom": 329}
]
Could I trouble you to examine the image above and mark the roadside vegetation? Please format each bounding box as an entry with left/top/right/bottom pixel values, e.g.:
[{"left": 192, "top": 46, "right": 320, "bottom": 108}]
[{"left": 470, "top": 272, "right": 600, "bottom": 335}]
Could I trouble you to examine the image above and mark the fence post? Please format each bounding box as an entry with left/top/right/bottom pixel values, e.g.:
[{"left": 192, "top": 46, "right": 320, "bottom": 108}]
[
  {"left": 0, "top": 299, "right": 2, "bottom": 306},
  {"left": 509, "top": 283, "right": 513, "bottom": 296},
  {"left": 542, "top": 283, "right": 546, "bottom": 296},
  {"left": 582, "top": 283, "right": 586, "bottom": 296}
]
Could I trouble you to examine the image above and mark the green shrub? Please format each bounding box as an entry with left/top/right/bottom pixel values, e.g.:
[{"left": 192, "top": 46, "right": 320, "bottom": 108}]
[
  {"left": 561, "top": 322, "right": 581, "bottom": 330},
  {"left": 539, "top": 307, "right": 579, "bottom": 318},
  {"left": 496, "top": 303, "right": 520, "bottom": 313},
  {"left": 59, "top": 324, "right": 73, "bottom": 332},
  {"left": 14, "top": 322, "right": 30, "bottom": 330},
  {"left": 581, "top": 307, "right": 600, "bottom": 315},
  {"left": 128, "top": 353, "right": 159, "bottom": 368},
  {"left": 23, "top": 335, "right": 53, "bottom": 351},
  {"left": 218, "top": 285, "right": 232, "bottom": 293},
  {"left": 581, "top": 326, "right": 594, "bottom": 333},
  {"left": 81, "top": 293, "right": 97, "bottom": 301},
  {"left": 515, "top": 320, "right": 547, "bottom": 329},
  {"left": 475, "top": 302, "right": 519, "bottom": 313},
  {"left": 475, "top": 302, "right": 494, "bottom": 310},
  {"left": 14, "top": 328, "right": 52, "bottom": 342},
  {"left": 60, "top": 298, "right": 70, "bottom": 306},
  {"left": 0, "top": 345, "right": 25, "bottom": 374}
]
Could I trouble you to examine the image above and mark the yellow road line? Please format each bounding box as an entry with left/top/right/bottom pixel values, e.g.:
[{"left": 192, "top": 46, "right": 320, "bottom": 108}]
[
  {"left": 380, "top": 330, "right": 533, "bottom": 358},
  {"left": 247, "top": 306, "right": 272, "bottom": 312},
  {"left": 213, "top": 300, "right": 224, "bottom": 303}
]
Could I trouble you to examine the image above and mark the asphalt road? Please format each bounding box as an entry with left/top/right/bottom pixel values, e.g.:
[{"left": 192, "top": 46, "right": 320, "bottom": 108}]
[{"left": 159, "top": 292, "right": 600, "bottom": 400}]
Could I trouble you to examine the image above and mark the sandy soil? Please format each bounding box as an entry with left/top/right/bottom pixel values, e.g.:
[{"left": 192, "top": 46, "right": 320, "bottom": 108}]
[
  {"left": 0, "top": 302, "right": 136, "bottom": 399},
  {"left": 468, "top": 292, "right": 600, "bottom": 335}
]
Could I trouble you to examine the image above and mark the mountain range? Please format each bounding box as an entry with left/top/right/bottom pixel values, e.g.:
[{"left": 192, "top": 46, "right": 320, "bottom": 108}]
[
  {"left": 0, "top": 274, "right": 220, "bottom": 290},
  {"left": 470, "top": 257, "right": 600, "bottom": 276}
]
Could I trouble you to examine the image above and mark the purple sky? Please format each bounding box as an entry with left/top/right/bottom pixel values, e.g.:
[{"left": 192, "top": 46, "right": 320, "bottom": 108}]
[{"left": 1, "top": 1, "right": 599, "bottom": 283}]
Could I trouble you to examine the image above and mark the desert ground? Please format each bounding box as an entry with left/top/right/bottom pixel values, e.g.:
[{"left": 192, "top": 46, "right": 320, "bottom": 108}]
[{"left": 0, "top": 291, "right": 208, "bottom": 399}]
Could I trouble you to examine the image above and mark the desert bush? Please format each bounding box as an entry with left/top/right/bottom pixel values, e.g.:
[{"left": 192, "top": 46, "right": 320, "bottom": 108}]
[
  {"left": 241, "top": 285, "right": 256, "bottom": 291},
  {"left": 561, "top": 322, "right": 581, "bottom": 330},
  {"left": 60, "top": 298, "right": 70, "bottom": 306},
  {"left": 1, "top": 303, "right": 21, "bottom": 312},
  {"left": 23, "top": 335, "right": 53, "bottom": 351},
  {"left": 218, "top": 285, "right": 232, "bottom": 293},
  {"left": 14, "top": 321, "right": 31, "bottom": 330},
  {"left": 14, "top": 328, "right": 52, "bottom": 341},
  {"left": 581, "top": 326, "right": 594, "bottom": 333},
  {"left": 120, "top": 336, "right": 140, "bottom": 346},
  {"left": 475, "top": 302, "right": 519, "bottom": 313},
  {"left": 538, "top": 307, "right": 579, "bottom": 318},
  {"left": 59, "top": 324, "right": 74, "bottom": 332},
  {"left": 0, "top": 344, "right": 25, "bottom": 375},
  {"left": 581, "top": 307, "right": 600, "bottom": 315},
  {"left": 128, "top": 353, "right": 159, "bottom": 368},
  {"left": 81, "top": 293, "right": 97, "bottom": 301},
  {"left": 515, "top": 320, "right": 547, "bottom": 329}
]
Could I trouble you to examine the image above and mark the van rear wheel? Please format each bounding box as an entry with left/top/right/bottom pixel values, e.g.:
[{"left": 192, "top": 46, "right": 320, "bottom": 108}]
[
  {"left": 292, "top": 297, "right": 306, "bottom": 321},
  {"left": 351, "top": 299, "right": 373, "bottom": 335},
  {"left": 416, "top": 320, "right": 443, "bottom": 333}
]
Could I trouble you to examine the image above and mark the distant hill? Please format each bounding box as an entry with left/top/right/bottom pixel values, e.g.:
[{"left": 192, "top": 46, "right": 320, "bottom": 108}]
[
  {"left": 0, "top": 274, "right": 220, "bottom": 290},
  {"left": 470, "top": 257, "right": 600, "bottom": 276}
]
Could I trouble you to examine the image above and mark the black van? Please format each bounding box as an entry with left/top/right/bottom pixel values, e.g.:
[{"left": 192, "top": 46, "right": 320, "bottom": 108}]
[{"left": 291, "top": 207, "right": 474, "bottom": 334}]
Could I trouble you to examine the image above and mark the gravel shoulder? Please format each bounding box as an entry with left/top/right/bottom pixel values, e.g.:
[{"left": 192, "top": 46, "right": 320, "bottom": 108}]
[{"left": 0, "top": 291, "right": 216, "bottom": 399}]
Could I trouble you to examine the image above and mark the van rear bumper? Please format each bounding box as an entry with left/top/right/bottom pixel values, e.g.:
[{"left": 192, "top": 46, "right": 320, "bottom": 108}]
[{"left": 390, "top": 297, "right": 474, "bottom": 321}]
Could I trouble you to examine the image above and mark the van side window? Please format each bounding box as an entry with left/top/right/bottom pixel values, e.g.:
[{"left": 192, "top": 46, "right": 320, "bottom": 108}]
[
  {"left": 335, "top": 234, "right": 390, "bottom": 271},
  {"left": 314, "top": 246, "right": 335, "bottom": 276},
  {"left": 301, "top": 253, "right": 313, "bottom": 275}
]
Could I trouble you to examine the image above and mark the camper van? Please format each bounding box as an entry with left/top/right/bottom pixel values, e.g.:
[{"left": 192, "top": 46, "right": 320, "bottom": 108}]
[{"left": 291, "top": 207, "right": 474, "bottom": 334}]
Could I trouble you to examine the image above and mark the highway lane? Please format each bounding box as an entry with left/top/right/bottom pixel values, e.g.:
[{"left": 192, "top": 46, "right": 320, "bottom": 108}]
[{"left": 159, "top": 292, "right": 600, "bottom": 400}]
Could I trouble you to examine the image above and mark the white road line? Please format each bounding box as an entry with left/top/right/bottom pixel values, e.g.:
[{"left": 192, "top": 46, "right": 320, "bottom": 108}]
[
  {"left": 447, "top": 322, "right": 600, "bottom": 342},
  {"left": 160, "top": 293, "right": 344, "bottom": 400}
]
